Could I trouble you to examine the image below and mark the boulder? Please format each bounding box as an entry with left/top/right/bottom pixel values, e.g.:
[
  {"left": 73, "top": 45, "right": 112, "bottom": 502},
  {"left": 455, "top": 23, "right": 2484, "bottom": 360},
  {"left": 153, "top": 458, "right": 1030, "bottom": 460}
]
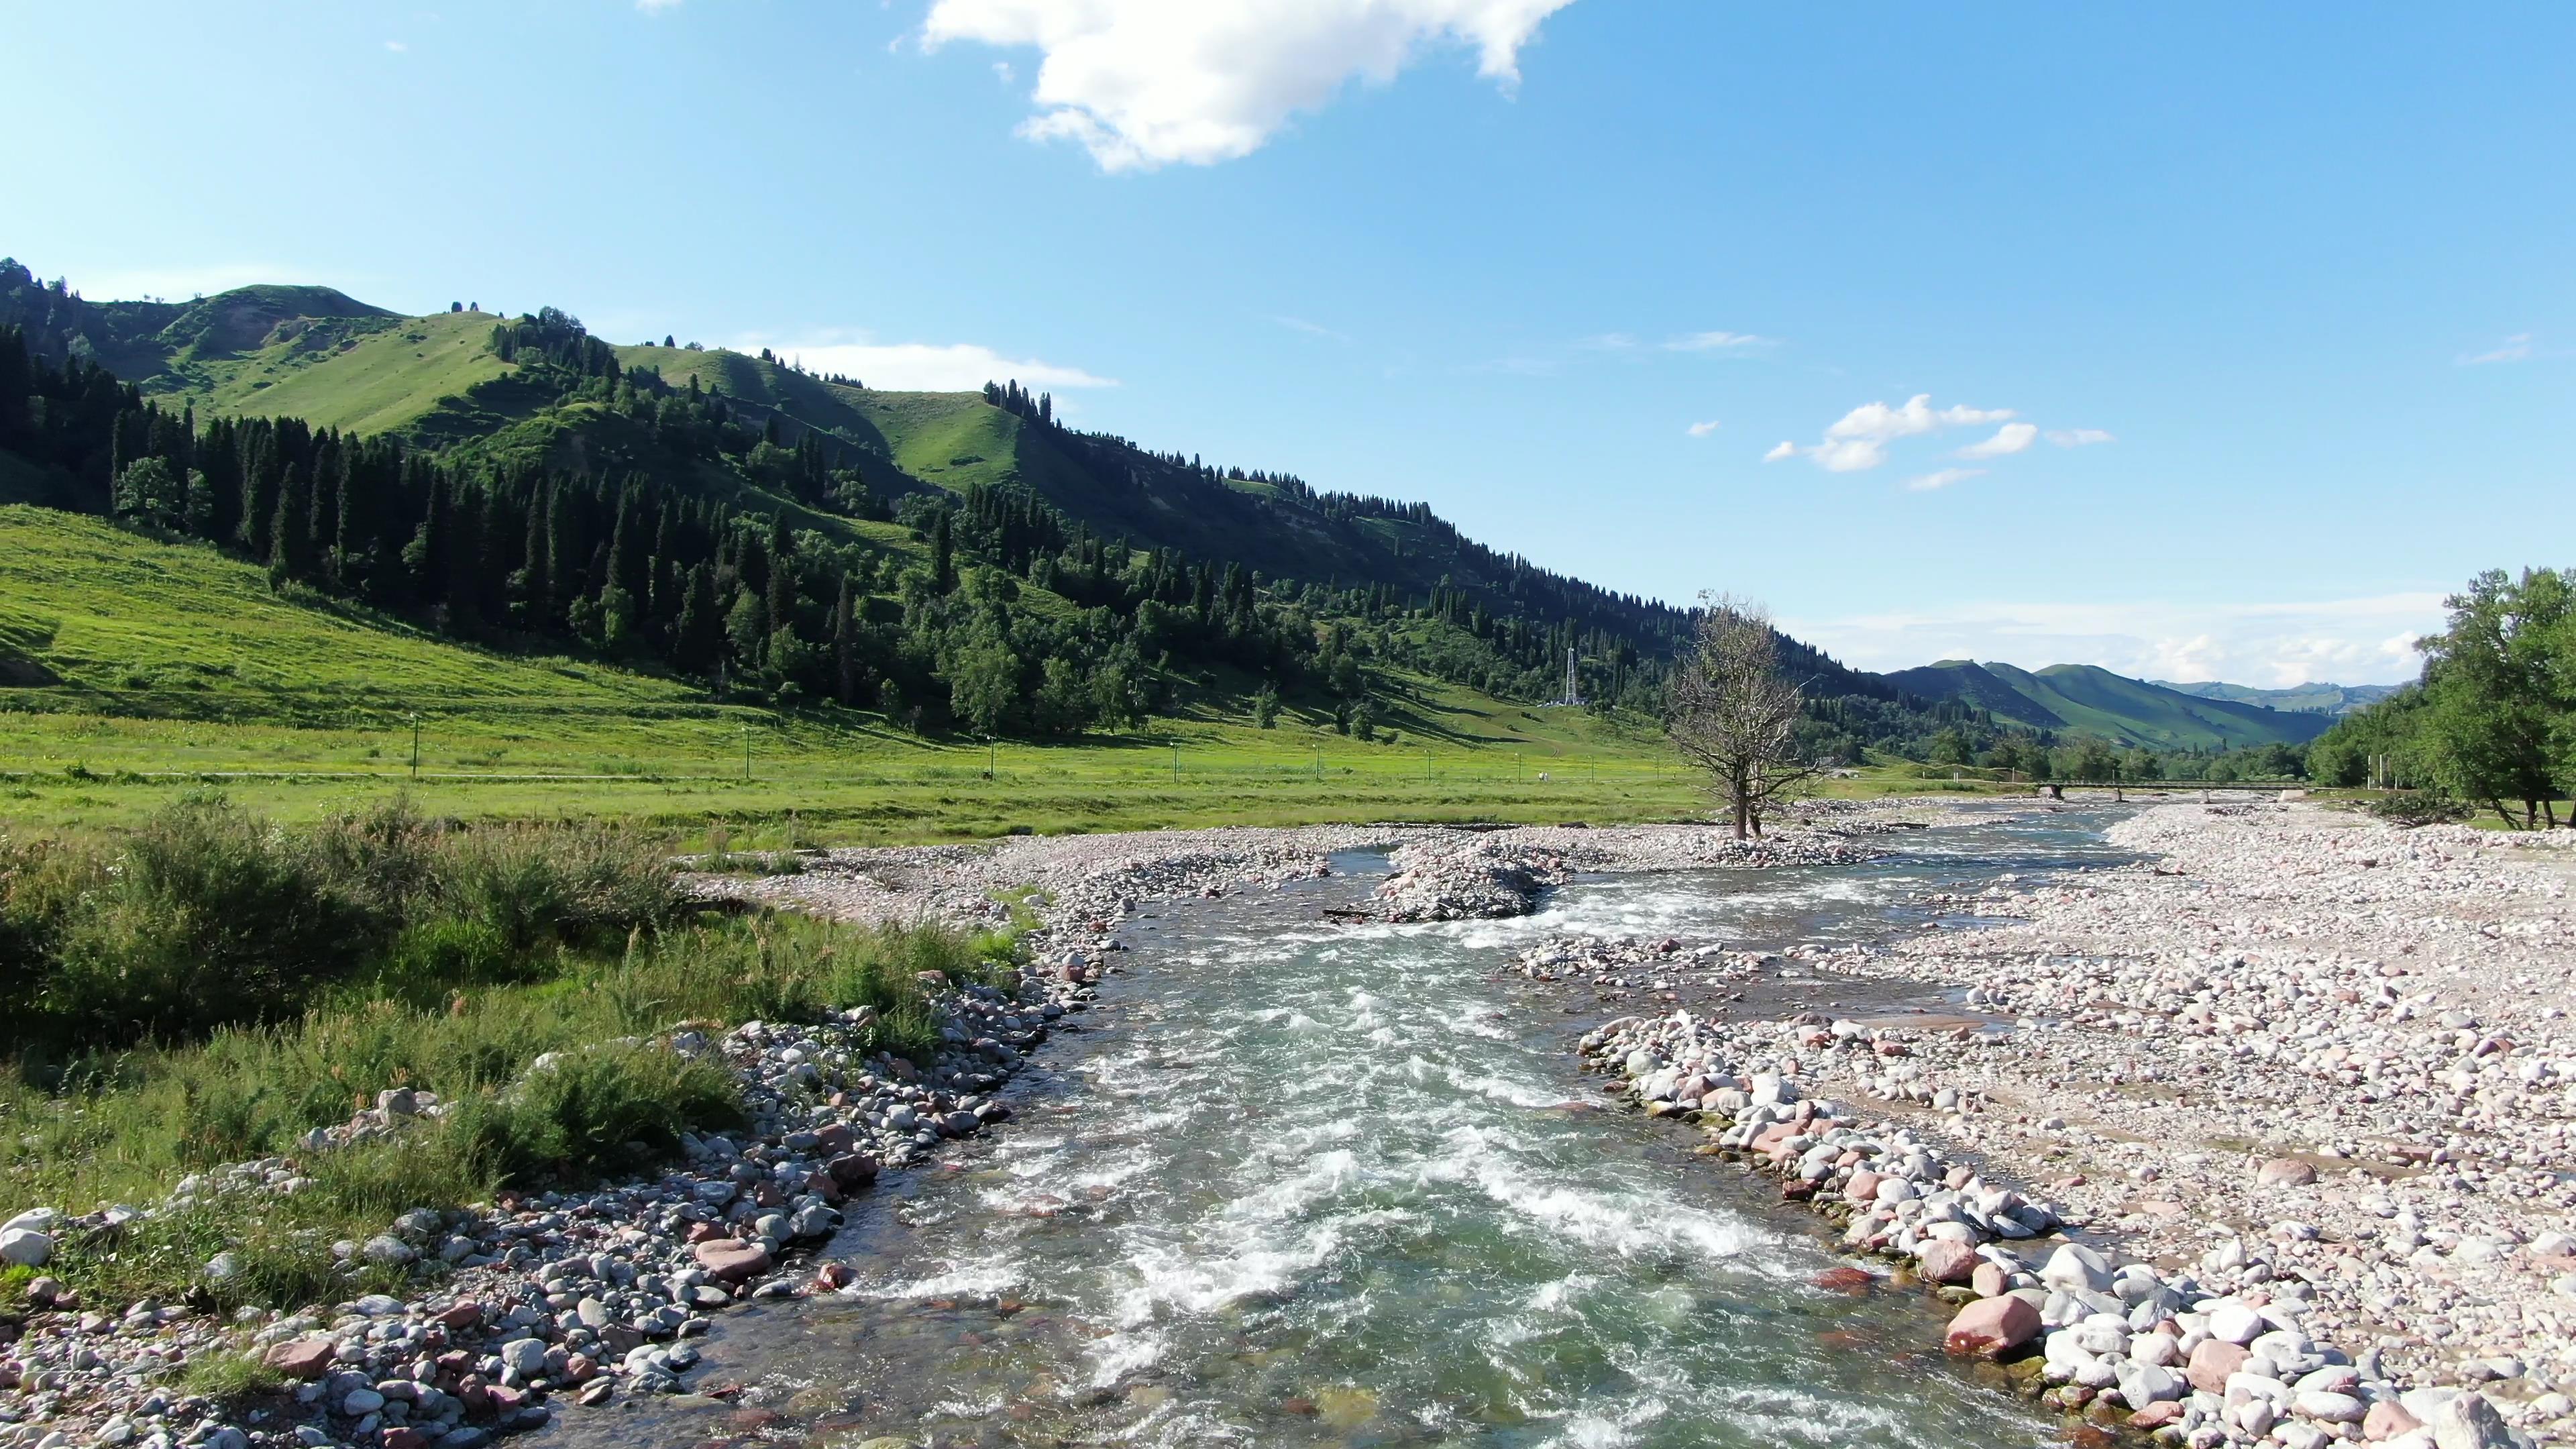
[
  {"left": 0, "top": 1229, "right": 51, "bottom": 1269},
  {"left": 2129, "top": 1400, "right": 2183, "bottom": 1430},
  {"left": 2426, "top": 1393, "right": 2512, "bottom": 1449},
  {"left": 2187, "top": 1338, "right": 2251, "bottom": 1393},
  {"left": 1945, "top": 1295, "right": 2041, "bottom": 1358},
  {"left": 2364, "top": 1401, "right": 2425, "bottom": 1440},
  {"left": 266, "top": 1336, "right": 341, "bottom": 1379},
  {"left": 2039, "top": 1242, "right": 2112, "bottom": 1294},
  {"left": 2257, "top": 1157, "right": 2318, "bottom": 1187},
  {"left": 1917, "top": 1238, "right": 1977, "bottom": 1284},
  {"left": 692, "top": 1238, "right": 773, "bottom": 1284}
]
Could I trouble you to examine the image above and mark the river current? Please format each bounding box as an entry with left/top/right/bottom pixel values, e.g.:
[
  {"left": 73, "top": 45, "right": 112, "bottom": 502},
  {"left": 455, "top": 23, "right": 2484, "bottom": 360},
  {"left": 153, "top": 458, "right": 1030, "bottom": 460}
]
[{"left": 558, "top": 805, "right": 2133, "bottom": 1449}]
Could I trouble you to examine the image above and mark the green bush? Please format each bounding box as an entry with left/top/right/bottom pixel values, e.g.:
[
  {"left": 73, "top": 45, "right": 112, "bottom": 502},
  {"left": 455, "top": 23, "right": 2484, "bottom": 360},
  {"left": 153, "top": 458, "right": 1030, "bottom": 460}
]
[
  {"left": 441, "top": 1041, "right": 740, "bottom": 1187},
  {"left": 430, "top": 821, "right": 675, "bottom": 951},
  {"left": 1, "top": 797, "right": 678, "bottom": 1055},
  {"left": 44, "top": 796, "right": 383, "bottom": 1044}
]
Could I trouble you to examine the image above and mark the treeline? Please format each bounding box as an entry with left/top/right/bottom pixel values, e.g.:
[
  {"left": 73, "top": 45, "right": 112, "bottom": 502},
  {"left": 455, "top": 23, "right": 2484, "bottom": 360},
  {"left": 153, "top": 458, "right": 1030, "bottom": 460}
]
[
  {"left": 0, "top": 268, "right": 1954, "bottom": 749},
  {"left": 2308, "top": 568, "right": 2575, "bottom": 826},
  {"left": 0, "top": 319, "right": 1381, "bottom": 737}
]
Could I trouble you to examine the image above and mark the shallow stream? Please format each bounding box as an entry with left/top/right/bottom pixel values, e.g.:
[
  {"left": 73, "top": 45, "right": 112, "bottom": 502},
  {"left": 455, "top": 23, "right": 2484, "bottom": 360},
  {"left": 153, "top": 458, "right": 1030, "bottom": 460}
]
[{"left": 553, "top": 804, "right": 2133, "bottom": 1449}]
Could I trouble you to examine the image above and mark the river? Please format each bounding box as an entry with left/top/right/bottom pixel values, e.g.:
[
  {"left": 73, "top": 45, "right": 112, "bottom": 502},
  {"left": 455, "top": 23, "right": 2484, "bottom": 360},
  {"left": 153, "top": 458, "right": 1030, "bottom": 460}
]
[{"left": 553, "top": 804, "right": 2133, "bottom": 1449}]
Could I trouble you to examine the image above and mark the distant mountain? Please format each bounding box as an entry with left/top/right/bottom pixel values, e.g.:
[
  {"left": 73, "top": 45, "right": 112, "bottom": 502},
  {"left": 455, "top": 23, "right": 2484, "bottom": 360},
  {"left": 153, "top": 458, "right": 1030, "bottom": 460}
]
[
  {"left": 1884, "top": 659, "right": 2334, "bottom": 751},
  {"left": 2153, "top": 680, "right": 2400, "bottom": 716}
]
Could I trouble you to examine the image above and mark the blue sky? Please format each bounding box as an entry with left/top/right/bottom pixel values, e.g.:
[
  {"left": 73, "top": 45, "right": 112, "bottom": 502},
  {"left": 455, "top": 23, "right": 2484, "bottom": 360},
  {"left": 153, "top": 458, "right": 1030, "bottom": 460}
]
[{"left": 8, "top": 1, "right": 2569, "bottom": 686}]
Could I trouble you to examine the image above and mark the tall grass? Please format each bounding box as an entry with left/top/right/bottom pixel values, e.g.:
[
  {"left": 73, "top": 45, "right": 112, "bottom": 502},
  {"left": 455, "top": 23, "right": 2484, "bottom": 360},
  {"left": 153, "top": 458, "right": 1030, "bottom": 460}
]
[
  {"left": 0, "top": 794, "right": 1014, "bottom": 1308},
  {"left": 1, "top": 794, "right": 674, "bottom": 1057}
]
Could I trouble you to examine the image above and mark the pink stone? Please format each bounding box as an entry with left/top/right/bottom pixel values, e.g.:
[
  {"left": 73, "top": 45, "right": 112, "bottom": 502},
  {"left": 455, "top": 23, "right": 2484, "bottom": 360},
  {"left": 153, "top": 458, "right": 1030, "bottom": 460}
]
[
  {"left": 265, "top": 1336, "right": 339, "bottom": 1379},
  {"left": 2257, "top": 1157, "right": 2318, "bottom": 1187},
  {"left": 1944, "top": 1295, "right": 2040, "bottom": 1358},
  {"left": 692, "top": 1238, "right": 773, "bottom": 1284},
  {"left": 1842, "top": 1170, "right": 1884, "bottom": 1204},
  {"left": 2186, "top": 1339, "right": 2249, "bottom": 1394},
  {"left": 2362, "top": 1400, "right": 2423, "bottom": 1440},
  {"left": 1917, "top": 1238, "right": 1978, "bottom": 1284}
]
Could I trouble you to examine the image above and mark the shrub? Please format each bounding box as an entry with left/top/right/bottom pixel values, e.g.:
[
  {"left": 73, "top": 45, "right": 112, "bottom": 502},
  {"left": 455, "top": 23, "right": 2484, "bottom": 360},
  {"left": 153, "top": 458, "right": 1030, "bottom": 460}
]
[
  {"left": 44, "top": 796, "right": 382, "bottom": 1044},
  {"left": 429, "top": 822, "right": 674, "bottom": 951},
  {"left": 2365, "top": 792, "right": 2472, "bottom": 827},
  {"left": 441, "top": 1042, "right": 739, "bottom": 1187}
]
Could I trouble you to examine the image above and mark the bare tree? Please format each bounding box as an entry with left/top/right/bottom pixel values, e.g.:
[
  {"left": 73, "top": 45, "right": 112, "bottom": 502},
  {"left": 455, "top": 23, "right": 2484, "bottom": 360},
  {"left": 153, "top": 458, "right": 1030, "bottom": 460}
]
[{"left": 1666, "top": 594, "right": 1823, "bottom": 838}]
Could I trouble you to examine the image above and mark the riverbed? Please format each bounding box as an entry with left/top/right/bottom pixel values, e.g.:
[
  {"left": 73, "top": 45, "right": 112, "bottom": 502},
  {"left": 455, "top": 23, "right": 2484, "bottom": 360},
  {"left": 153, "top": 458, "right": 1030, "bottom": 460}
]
[{"left": 553, "top": 806, "right": 2136, "bottom": 1449}]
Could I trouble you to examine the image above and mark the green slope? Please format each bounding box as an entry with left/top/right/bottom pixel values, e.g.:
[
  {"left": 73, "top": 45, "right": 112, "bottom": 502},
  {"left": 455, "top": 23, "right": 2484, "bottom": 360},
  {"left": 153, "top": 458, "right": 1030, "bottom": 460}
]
[
  {"left": 2000, "top": 663, "right": 2328, "bottom": 749},
  {"left": 1883, "top": 659, "right": 2066, "bottom": 729},
  {"left": 0, "top": 505, "right": 704, "bottom": 720},
  {"left": 1888, "top": 658, "right": 2333, "bottom": 749},
  {"left": 2154, "top": 680, "right": 2398, "bottom": 716},
  {"left": 164, "top": 309, "right": 511, "bottom": 433}
]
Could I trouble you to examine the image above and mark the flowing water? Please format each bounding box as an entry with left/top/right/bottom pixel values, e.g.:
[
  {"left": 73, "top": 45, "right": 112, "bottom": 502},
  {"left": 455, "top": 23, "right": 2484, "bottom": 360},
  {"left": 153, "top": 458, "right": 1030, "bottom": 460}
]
[{"left": 557, "top": 804, "right": 2133, "bottom": 1449}]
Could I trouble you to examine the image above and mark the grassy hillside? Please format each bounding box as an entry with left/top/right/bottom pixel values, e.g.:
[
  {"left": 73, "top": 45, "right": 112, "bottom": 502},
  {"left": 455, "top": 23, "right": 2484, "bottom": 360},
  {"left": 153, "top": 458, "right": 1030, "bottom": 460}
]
[
  {"left": 0, "top": 505, "right": 1707, "bottom": 840},
  {"left": 2155, "top": 680, "right": 2400, "bottom": 716},
  {"left": 0, "top": 505, "right": 704, "bottom": 721},
  {"left": 1884, "top": 659, "right": 2066, "bottom": 728},
  {"left": 162, "top": 309, "right": 511, "bottom": 434},
  {"left": 1886, "top": 658, "right": 2334, "bottom": 749},
  {"left": 1995, "top": 663, "right": 2327, "bottom": 749}
]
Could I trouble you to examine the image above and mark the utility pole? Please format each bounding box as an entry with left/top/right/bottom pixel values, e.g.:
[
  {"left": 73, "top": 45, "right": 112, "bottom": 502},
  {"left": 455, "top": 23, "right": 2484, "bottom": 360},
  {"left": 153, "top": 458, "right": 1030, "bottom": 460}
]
[
  {"left": 409, "top": 714, "right": 421, "bottom": 780},
  {"left": 743, "top": 725, "right": 752, "bottom": 782},
  {"left": 1172, "top": 739, "right": 1180, "bottom": 782}
]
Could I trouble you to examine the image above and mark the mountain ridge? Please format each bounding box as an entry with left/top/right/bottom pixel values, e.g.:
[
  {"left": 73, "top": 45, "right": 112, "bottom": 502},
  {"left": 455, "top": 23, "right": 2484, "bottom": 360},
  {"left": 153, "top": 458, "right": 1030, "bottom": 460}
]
[{"left": 1881, "top": 658, "right": 2333, "bottom": 750}]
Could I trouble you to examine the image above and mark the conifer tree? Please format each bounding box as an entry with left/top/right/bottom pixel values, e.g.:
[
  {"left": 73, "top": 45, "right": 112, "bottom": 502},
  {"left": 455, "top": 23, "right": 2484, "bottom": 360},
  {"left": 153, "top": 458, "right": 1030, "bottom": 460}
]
[
  {"left": 672, "top": 563, "right": 722, "bottom": 674},
  {"left": 269, "top": 464, "right": 314, "bottom": 585},
  {"left": 833, "top": 573, "right": 859, "bottom": 704}
]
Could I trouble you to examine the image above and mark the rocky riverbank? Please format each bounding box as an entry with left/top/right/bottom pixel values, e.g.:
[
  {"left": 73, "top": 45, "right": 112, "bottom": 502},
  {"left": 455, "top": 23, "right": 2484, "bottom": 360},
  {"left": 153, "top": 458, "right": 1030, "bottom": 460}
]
[
  {"left": 1572, "top": 801, "right": 2576, "bottom": 1449},
  {"left": 1, "top": 811, "right": 1893, "bottom": 1449}
]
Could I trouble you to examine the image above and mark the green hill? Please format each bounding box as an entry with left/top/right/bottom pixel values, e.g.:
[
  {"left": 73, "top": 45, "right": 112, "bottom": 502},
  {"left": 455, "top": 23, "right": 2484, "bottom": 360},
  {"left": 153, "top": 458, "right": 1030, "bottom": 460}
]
[
  {"left": 2, "top": 260, "right": 1939, "bottom": 779},
  {"left": 0, "top": 505, "right": 704, "bottom": 722},
  {"left": 1886, "top": 659, "right": 2332, "bottom": 750},
  {"left": 2153, "top": 679, "right": 2400, "bottom": 716}
]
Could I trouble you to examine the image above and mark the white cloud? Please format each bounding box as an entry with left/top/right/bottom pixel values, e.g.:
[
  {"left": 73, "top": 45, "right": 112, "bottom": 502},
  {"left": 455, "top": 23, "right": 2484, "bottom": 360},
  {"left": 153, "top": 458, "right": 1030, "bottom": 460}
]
[
  {"left": 920, "top": 0, "right": 1578, "bottom": 170},
  {"left": 1663, "top": 330, "right": 1770, "bottom": 352},
  {"left": 743, "top": 337, "right": 1116, "bottom": 392},
  {"left": 1776, "top": 592, "right": 2445, "bottom": 688},
  {"left": 1956, "top": 421, "right": 2037, "bottom": 460},
  {"left": 1580, "top": 332, "right": 1640, "bottom": 351},
  {"left": 2045, "top": 428, "right": 2114, "bottom": 447},
  {"left": 1685, "top": 419, "right": 1721, "bottom": 437},
  {"left": 635, "top": 0, "right": 684, "bottom": 10},
  {"left": 1767, "top": 393, "right": 2015, "bottom": 472},
  {"left": 384, "top": 40, "right": 408, "bottom": 52},
  {"left": 993, "top": 60, "right": 1015, "bottom": 84},
  {"left": 1904, "top": 466, "right": 1985, "bottom": 492},
  {"left": 2457, "top": 332, "right": 2535, "bottom": 366}
]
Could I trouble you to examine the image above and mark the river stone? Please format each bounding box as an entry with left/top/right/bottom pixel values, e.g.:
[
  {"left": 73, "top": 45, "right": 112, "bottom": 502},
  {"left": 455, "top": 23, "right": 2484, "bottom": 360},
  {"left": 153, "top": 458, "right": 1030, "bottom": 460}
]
[
  {"left": 2206, "top": 1299, "right": 2264, "bottom": 1345},
  {"left": 2257, "top": 1157, "right": 2318, "bottom": 1187},
  {"left": 2296, "top": 1390, "right": 2366, "bottom": 1423},
  {"left": 498, "top": 1338, "right": 548, "bottom": 1377},
  {"left": 2117, "top": 1362, "right": 2183, "bottom": 1406},
  {"left": 1917, "top": 1238, "right": 1976, "bottom": 1284},
  {"left": 2365, "top": 1401, "right": 2426, "bottom": 1440},
  {"left": 266, "top": 1338, "right": 339, "bottom": 1379},
  {"left": 2426, "top": 1393, "right": 2512, "bottom": 1449},
  {"left": 2188, "top": 1339, "right": 2251, "bottom": 1393},
  {"left": 2039, "top": 1242, "right": 2112, "bottom": 1294},
  {"left": 693, "top": 1239, "right": 773, "bottom": 1283},
  {"left": 1945, "top": 1295, "right": 2040, "bottom": 1357},
  {"left": 0, "top": 1228, "right": 52, "bottom": 1269}
]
